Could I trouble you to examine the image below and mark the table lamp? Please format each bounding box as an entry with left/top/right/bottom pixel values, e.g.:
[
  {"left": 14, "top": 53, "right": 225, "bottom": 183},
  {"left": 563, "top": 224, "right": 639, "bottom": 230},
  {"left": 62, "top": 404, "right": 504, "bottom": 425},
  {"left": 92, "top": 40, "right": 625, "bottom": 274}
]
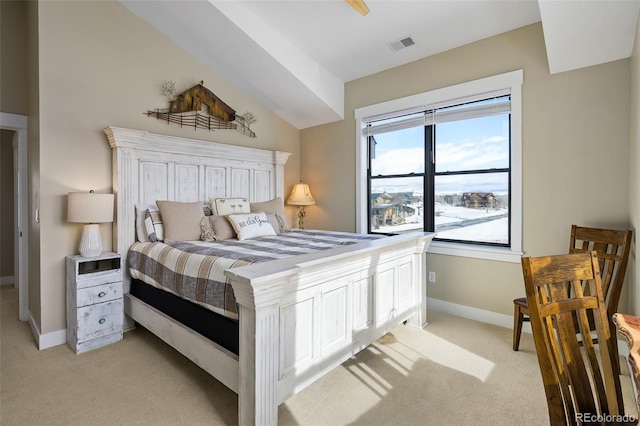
[
  {"left": 287, "top": 183, "right": 315, "bottom": 229},
  {"left": 68, "top": 190, "right": 114, "bottom": 258}
]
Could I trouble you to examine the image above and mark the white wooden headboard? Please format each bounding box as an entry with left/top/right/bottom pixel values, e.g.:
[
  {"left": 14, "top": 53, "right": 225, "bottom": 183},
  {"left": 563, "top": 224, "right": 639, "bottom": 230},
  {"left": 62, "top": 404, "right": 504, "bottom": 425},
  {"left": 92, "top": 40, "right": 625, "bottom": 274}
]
[{"left": 103, "top": 127, "right": 291, "bottom": 283}]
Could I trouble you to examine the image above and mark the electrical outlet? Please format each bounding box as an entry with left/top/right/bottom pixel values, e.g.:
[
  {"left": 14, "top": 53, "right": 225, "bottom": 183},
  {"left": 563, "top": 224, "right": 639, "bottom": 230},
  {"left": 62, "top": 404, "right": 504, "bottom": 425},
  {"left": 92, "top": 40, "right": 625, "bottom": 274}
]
[{"left": 428, "top": 271, "right": 436, "bottom": 283}]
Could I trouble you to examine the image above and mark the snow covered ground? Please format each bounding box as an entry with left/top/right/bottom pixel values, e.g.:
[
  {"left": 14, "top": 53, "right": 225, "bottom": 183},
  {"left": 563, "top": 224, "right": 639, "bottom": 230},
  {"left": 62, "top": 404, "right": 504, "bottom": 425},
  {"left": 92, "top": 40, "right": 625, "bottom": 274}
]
[
  {"left": 437, "top": 217, "right": 508, "bottom": 243},
  {"left": 375, "top": 202, "right": 508, "bottom": 244}
]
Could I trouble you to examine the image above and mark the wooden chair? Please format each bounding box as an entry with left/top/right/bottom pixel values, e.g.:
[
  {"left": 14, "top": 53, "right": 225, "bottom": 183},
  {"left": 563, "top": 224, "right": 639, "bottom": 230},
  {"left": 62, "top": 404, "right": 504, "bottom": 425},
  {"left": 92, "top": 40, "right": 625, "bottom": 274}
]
[
  {"left": 513, "top": 225, "right": 632, "bottom": 352},
  {"left": 522, "top": 251, "right": 633, "bottom": 425}
]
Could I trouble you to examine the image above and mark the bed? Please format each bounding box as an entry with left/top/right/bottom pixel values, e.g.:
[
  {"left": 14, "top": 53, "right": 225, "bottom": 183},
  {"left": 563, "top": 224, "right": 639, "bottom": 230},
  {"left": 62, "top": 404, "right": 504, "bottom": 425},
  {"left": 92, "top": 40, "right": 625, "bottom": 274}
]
[{"left": 104, "top": 126, "right": 435, "bottom": 425}]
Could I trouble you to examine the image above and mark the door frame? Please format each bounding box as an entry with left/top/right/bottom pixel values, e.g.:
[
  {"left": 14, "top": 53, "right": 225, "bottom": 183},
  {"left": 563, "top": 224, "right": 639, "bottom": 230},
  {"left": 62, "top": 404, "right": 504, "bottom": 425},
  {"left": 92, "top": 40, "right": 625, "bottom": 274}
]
[{"left": 1, "top": 112, "right": 28, "bottom": 321}]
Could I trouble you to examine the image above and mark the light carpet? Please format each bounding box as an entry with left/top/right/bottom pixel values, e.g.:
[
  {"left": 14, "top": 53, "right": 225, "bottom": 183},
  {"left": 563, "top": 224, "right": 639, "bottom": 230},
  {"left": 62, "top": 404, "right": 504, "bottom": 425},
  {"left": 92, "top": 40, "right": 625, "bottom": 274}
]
[{"left": 1, "top": 285, "right": 635, "bottom": 425}]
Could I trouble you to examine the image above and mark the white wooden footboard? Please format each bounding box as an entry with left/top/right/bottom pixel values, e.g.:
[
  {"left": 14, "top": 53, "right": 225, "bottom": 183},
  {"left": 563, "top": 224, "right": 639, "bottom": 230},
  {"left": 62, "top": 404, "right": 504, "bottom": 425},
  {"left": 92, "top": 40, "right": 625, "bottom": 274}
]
[{"left": 226, "top": 232, "right": 434, "bottom": 425}]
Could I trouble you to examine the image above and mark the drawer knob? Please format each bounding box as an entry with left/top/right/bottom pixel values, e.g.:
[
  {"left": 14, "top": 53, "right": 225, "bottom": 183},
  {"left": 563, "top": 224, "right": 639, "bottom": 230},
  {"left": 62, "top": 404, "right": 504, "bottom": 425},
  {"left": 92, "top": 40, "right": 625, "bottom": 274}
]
[
  {"left": 98, "top": 318, "right": 106, "bottom": 325},
  {"left": 98, "top": 291, "right": 106, "bottom": 298}
]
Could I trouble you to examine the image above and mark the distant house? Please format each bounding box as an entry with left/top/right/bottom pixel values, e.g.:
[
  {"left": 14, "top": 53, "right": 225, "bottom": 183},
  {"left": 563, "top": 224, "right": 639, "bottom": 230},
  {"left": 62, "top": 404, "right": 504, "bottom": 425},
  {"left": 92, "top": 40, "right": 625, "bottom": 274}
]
[
  {"left": 462, "top": 192, "right": 496, "bottom": 209},
  {"left": 370, "top": 191, "right": 417, "bottom": 227},
  {"left": 438, "top": 193, "right": 462, "bottom": 206},
  {"left": 169, "top": 82, "right": 236, "bottom": 122}
]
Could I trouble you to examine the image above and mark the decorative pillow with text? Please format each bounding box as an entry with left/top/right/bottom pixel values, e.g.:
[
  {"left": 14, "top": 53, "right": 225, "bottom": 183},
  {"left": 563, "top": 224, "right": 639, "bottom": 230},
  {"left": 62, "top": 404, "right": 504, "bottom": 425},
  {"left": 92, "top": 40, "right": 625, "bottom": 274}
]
[{"left": 226, "top": 212, "right": 276, "bottom": 240}]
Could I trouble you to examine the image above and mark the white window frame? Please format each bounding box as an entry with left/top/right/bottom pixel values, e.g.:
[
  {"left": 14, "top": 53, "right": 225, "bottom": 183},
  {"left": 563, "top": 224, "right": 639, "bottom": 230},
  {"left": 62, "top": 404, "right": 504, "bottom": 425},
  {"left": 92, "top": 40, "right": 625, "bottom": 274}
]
[{"left": 354, "top": 70, "right": 523, "bottom": 263}]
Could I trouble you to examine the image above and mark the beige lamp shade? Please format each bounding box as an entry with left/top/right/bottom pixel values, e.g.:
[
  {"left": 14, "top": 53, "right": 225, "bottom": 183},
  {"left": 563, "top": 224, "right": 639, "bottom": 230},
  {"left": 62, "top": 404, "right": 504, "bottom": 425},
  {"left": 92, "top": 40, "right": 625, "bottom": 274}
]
[
  {"left": 68, "top": 192, "right": 114, "bottom": 224},
  {"left": 287, "top": 183, "right": 316, "bottom": 206},
  {"left": 68, "top": 191, "right": 114, "bottom": 258}
]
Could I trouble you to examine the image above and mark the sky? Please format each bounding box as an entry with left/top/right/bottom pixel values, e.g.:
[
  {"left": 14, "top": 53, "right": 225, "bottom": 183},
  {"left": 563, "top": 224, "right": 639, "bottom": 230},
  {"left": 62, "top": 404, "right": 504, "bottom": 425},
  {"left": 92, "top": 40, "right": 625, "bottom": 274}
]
[{"left": 370, "top": 110, "right": 510, "bottom": 195}]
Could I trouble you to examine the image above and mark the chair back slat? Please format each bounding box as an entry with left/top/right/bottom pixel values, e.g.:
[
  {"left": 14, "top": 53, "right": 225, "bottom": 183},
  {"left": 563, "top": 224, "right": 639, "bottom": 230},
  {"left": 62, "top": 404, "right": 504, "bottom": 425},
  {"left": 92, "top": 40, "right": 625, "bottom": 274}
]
[
  {"left": 569, "top": 225, "right": 632, "bottom": 316},
  {"left": 522, "top": 251, "right": 624, "bottom": 426}
]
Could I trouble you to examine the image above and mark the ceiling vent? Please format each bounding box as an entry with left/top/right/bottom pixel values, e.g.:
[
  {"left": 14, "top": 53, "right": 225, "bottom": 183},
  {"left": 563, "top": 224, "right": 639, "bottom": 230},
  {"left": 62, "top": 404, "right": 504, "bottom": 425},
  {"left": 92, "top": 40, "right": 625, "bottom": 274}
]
[{"left": 388, "top": 36, "right": 415, "bottom": 53}]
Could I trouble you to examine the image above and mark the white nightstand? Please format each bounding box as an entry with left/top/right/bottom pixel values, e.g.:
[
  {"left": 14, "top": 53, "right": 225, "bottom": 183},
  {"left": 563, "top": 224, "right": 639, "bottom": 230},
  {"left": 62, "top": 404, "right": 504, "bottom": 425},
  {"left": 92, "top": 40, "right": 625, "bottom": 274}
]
[{"left": 66, "top": 252, "right": 123, "bottom": 354}]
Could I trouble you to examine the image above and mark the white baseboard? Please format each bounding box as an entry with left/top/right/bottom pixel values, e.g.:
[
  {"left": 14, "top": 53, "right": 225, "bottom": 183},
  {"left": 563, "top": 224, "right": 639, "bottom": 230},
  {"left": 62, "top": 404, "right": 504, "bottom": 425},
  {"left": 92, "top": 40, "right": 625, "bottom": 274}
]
[
  {"left": 28, "top": 313, "right": 67, "bottom": 350},
  {"left": 427, "top": 297, "right": 629, "bottom": 357},
  {"left": 0, "top": 275, "right": 15, "bottom": 286},
  {"left": 428, "top": 297, "right": 532, "bottom": 334}
]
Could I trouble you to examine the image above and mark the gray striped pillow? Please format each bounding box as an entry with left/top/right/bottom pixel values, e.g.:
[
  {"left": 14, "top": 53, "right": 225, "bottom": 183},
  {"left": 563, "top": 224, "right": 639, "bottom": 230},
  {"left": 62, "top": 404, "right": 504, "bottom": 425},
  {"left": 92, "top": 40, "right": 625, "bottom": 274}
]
[{"left": 144, "top": 209, "right": 164, "bottom": 242}]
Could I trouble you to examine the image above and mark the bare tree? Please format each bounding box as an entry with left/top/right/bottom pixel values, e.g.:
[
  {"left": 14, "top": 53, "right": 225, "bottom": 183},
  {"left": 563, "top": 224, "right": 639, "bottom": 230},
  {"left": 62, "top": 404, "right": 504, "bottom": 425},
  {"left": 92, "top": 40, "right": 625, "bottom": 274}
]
[
  {"left": 241, "top": 111, "right": 257, "bottom": 129},
  {"left": 160, "top": 80, "right": 177, "bottom": 102}
]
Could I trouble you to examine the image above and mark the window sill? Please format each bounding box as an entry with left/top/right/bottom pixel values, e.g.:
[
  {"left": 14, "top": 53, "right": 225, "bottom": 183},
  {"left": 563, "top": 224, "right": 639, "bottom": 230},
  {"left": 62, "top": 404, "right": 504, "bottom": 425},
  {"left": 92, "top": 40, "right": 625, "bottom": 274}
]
[{"left": 427, "top": 241, "right": 522, "bottom": 263}]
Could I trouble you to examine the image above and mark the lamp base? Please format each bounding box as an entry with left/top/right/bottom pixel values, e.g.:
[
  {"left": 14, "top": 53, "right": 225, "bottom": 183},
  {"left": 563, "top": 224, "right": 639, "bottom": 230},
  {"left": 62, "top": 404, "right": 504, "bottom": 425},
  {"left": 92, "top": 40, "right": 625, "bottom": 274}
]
[
  {"left": 297, "top": 206, "right": 306, "bottom": 229},
  {"left": 79, "top": 224, "right": 103, "bottom": 258}
]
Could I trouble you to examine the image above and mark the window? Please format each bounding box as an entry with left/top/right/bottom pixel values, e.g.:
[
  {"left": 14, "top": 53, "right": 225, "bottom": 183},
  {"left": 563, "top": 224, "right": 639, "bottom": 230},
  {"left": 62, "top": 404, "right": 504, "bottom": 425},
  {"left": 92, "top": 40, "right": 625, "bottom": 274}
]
[{"left": 355, "top": 70, "right": 523, "bottom": 262}]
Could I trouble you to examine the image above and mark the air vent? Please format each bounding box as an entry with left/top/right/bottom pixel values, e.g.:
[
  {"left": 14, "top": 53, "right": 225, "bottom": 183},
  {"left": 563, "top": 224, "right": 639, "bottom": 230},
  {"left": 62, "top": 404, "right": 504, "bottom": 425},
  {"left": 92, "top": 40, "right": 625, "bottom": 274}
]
[{"left": 388, "top": 36, "right": 415, "bottom": 53}]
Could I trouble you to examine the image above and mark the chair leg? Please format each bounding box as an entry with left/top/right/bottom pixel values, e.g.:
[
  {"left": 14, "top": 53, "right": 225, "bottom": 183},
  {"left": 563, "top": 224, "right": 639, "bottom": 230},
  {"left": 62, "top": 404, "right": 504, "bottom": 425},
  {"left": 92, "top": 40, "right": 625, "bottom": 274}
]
[
  {"left": 513, "top": 304, "right": 524, "bottom": 351},
  {"left": 609, "top": 323, "right": 622, "bottom": 377}
]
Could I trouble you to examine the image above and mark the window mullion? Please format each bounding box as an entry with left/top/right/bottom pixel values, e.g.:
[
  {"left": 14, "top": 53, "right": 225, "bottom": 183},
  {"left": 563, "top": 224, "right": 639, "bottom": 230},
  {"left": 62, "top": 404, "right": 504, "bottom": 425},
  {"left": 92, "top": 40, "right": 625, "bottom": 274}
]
[{"left": 425, "top": 124, "right": 435, "bottom": 232}]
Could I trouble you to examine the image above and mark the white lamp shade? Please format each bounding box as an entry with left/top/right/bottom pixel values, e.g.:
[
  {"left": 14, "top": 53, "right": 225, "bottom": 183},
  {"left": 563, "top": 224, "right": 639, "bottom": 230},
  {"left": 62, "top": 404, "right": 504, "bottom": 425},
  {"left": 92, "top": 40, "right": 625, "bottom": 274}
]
[
  {"left": 287, "top": 183, "right": 316, "bottom": 206},
  {"left": 68, "top": 192, "right": 114, "bottom": 223}
]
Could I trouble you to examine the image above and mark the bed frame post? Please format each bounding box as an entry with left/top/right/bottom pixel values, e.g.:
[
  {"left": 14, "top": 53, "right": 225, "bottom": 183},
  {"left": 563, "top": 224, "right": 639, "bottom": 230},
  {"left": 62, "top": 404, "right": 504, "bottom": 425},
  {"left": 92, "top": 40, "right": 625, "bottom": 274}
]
[
  {"left": 400, "top": 237, "right": 430, "bottom": 329},
  {"left": 227, "top": 274, "right": 286, "bottom": 426},
  {"left": 274, "top": 151, "right": 290, "bottom": 200},
  {"left": 231, "top": 273, "right": 289, "bottom": 426},
  {"left": 237, "top": 303, "right": 280, "bottom": 426},
  {"left": 407, "top": 248, "right": 428, "bottom": 328}
]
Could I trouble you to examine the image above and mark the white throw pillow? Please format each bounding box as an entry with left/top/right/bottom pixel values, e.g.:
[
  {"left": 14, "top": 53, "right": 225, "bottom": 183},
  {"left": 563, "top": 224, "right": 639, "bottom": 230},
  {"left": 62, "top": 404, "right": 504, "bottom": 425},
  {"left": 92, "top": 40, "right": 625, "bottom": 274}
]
[
  {"left": 211, "top": 197, "right": 250, "bottom": 216},
  {"left": 226, "top": 212, "right": 276, "bottom": 240}
]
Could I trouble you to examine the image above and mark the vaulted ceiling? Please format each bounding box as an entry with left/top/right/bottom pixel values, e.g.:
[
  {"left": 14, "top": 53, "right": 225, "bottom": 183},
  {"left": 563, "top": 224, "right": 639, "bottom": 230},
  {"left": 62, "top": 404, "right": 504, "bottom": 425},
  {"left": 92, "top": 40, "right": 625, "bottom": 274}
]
[{"left": 121, "top": 0, "right": 640, "bottom": 129}]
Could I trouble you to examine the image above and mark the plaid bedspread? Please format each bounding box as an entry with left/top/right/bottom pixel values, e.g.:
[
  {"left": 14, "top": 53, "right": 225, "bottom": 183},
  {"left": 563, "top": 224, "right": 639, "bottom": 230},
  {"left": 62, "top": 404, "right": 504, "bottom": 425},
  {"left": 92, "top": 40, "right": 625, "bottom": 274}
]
[{"left": 128, "top": 230, "right": 383, "bottom": 320}]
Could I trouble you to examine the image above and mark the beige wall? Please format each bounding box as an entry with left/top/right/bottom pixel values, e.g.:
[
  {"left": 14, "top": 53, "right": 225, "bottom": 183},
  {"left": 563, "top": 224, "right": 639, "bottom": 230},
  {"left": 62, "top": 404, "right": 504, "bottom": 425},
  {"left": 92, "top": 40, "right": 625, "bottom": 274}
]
[
  {"left": 26, "top": 0, "right": 41, "bottom": 329},
  {"left": 28, "top": 1, "right": 300, "bottom": 335},
  {"left": 301, "top": 23, "right": 632, "bottom": 317},
  {"left": 0, "top": 0, "right": 28, "bottom": 283},
  {"left": 630, "top": 11, "right": 640, "bottom": 315},
  {"left": 0, "top": 130, "right": 15, "bottom": 279},
  {"left": 1, "top": 0, "right": 28, "bottom": 115}
]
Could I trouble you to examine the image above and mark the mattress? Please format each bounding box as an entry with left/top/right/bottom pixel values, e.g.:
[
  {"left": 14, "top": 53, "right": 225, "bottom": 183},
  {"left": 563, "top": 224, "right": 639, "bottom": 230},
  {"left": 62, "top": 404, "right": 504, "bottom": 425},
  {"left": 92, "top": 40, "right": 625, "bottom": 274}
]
[
  {"left": 130, "top": 277, "right": 240, "bottom": 355},
  {"left": 128, "top": 230, "right": 383, "bottom": 320}
]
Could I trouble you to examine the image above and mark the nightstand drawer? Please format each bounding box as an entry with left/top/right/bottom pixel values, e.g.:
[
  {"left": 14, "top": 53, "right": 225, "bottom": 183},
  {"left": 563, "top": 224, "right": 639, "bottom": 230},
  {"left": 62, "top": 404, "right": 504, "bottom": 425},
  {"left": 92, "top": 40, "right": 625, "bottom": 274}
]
[
  {"left": 76, "top": 283, "right": 123, "bottom": 307},
  {"left": 75, "top": 300, "right": 124, "bottom": 341},
  {"left": 76, "top": 269, "right": 122, "bottom": 289}
]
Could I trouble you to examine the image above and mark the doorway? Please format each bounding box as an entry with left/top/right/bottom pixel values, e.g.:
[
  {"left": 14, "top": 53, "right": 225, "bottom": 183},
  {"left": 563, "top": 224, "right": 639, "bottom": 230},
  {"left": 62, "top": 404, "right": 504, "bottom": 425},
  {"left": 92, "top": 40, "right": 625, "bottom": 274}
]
[{"left": 1, "top": 112, "right": 28, "bottom": 321}]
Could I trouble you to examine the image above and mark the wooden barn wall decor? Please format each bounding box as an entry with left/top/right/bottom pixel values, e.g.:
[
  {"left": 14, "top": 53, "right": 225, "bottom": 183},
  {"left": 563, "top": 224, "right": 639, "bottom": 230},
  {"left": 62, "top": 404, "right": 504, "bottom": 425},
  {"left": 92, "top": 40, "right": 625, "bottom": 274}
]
[{"left": 145, "top": 81, "right": 257, "bottom": 138}]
